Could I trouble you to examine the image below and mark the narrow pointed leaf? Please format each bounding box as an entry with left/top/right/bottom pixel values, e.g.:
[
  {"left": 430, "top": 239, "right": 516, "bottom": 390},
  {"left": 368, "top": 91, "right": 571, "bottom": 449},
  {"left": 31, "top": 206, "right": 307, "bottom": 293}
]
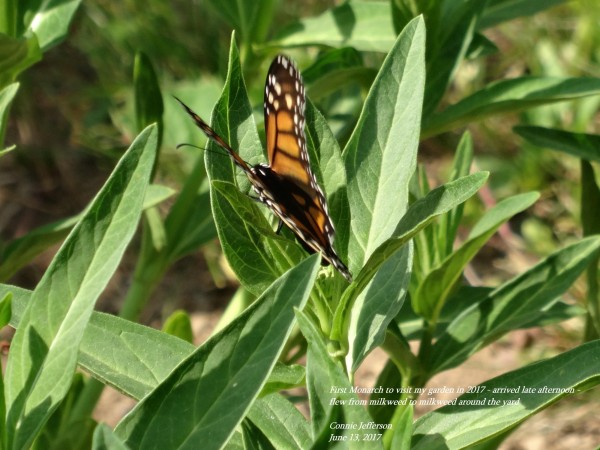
[
  {"left": 429, "top": 236, "right": 600, "bottom": 373},
  {"left": 423, "top": 77, "right": 600, "bottom": 138},
  {"left": 0, "top": 184, "right": 176, "bottom": 281},
  {"left": 414, "top": 192, "right": 539, "bottom": 321},
  {"left": 247, "top": 394, "right": 311, "bottom": 450},
  {"left": 114, "top": 255, "right": 320, "bottom": 450},
  {"left": 413, "top": 340, "right": 600, "bottom": 449},
  {"left": 270, "top": 1, "right": 396, "bottom": 53},
  {"left": 296, "top": 310, "right": 383, "bottom": 449},
  {"left": 332, "top": 172, "right": 488, "bottom": 345},
  {"left": 344, "top": 16, "right": 426, "bottom": 273},
  {"left": 514, "top": 125, "right": 600, "bottom": 163},
  {"left": 4, "top": 125, "right": 157, "bottom": 449},
  {"left": 92, "top": 424, "right": 130, "bottom": 450}
]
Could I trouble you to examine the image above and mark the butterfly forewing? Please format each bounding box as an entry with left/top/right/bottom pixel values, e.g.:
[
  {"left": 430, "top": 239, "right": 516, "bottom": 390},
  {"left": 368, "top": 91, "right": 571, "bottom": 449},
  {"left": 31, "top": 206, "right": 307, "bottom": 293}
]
[{"left": 263, "top": 57, "right": 336, "bottom": 237}]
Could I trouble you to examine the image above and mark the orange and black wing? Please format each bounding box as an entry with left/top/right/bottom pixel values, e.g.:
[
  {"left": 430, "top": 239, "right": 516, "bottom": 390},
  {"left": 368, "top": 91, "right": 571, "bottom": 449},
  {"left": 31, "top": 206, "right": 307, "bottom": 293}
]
[{"left": 263, "top": 56, "right": 352, "bottom": 282}]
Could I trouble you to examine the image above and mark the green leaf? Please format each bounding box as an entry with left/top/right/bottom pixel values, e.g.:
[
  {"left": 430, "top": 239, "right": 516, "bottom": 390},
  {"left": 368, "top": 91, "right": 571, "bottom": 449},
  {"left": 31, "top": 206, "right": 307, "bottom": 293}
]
[
  {"left": 438, "top": 131, "right": 474, "bottom": 257},
  {"left": 92, "top": 424, "right": 130, "bottom": 450},
  {"left": 386, "top": 404, "right": 412, "bottom": 450},
  {"left": 344, "top": 16, "right": 426, "bottom": 273},
  {"left": 429, "top": 236, "right": 600, "bottom": 373},
  {"left": 247, "top": 394, "right": 311, "bottom": 450},
  {"left": 134, "top": 52, "right": 163, "bottom": 151},
  {"left": 162, "top": 310, "right": 194, "bottom": 344},
  {"left": 581, "top": 160, "right": 600, "bottom": 336},
  {"left": 346, "top": 244, "right": 412, "bottom": 373},
  {"left": 332, "top": 172, "right": 488, "bottom": 346},
  {"left": 204, "top": 38, "right": 305, "bottom": 294},
  {"left": 163, "top": 159, "right": 215, "bottom": 261},
  {"left": 205, "top": 0, "right": 260, "bottom": 44},
  {"left": 413, "top": 340, "right": 600, "bottom": 449},
  {"left": 241, "top": 420, "right": 274, "bottom": 450},
  {"left": 296, "top": 310, "right": 383, "bottom": 449},
  {"left": 423, "top": 0, "right": 486, "bottom": 116},
  {"left": 0, "top": 34, "right": 40, "bottom": 85},
  {"left": 0, "top": 183, "right": 175, "bottom": 281},
  {"left": 0, "top": 82, "right": 19, "bottom": 145},
  {"left": 22, "top": 0, "right": 82, "bottom": 51},
  {"left": 423, "top": 77, "right": 600, "bottom": 138},
  {"left": 514, "top": 125, "right": 600, "bottom": 163},
  {"left": 260, "top": 363, "right": 305, "bottom": 396},
  {"left": 414, "top": 192, "right": 539, "bottom": 322},
  {"left": 4, "top": 125, "right": 157, "bottom": 449},
  {"left": 3, "top": 284, "right": 195, "bottom": 400},
  {"left": 0, "top": 291, "right": 12, "bottom": 328},
  {"left": 114, "top": 254, "right": 320, "bottom": 449},
  {"left": 270, "top": 1, "right": 396, "bottom": 53},
  {"left": 211, "top": 180, "right": 286, "bottom": 241},
  {"left": 5, "top": 285, "right": 311, "bottom": 407},
  {"left": 479, "top": 0, "right": 567, "bottom": 29}
]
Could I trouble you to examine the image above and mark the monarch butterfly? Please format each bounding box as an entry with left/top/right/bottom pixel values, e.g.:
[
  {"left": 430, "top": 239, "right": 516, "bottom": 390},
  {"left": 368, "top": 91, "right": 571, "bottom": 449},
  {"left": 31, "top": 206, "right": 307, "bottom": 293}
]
[{"left": 176, "top": 55, "right": 352, "bottom": 283}]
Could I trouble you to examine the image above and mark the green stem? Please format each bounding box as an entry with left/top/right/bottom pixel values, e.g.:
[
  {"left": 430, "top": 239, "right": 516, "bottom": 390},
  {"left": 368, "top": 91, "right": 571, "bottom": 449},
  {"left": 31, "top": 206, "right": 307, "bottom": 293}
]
[{"left": 0, "top": 0, "right": 17, "bottom": 37}]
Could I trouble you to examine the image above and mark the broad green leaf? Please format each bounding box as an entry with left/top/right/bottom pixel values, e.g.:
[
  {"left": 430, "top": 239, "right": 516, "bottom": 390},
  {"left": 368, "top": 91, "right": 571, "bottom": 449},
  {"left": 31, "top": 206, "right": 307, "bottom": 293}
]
[
  {"left": 0, "top": 34, "right": 40, "bottom": 85},
  {"left": 4, "top": 284, "right": 312, "bottom": 407},
  {"left": 514, "top": 125, "right": 600, "bottom": 163},
  {"left": 385, "top": 404, "right": 412, "bottom": 450},
  {"left": 413, "top": 340, "right": 600, "bottom": 449},
  {"left": 413, "top": 192, "right": 539, "bottom": 322},
  {"left": 134, "top": 52, "right": 163, "bottom": 151},
  {"left": 344, "top": 16, "right": 425, "bottom": 273},
  {"left": 423, "top": 0, "right": 486, "bottom": 117},
  {"left": 162, "top": 310, "right": 193, "bottom": 344},
  {"left": 204, "top": 37, "right": 305, "bottom": 294},
  {"left": 296, "top": 310, "right": 383, "bottom": 449},
  {"left": 114, "top": 255, "right": 320, "bottom": 449},
  {"left": 346, "top": 243, "right": 412, "bottom": 373},
  {"left": 92, "top": 424, "right": 130, "bottom": 450},
  {"left": 4, "top": 125, "right": 157, "bottom": 449},
  {"left": 22, "top": 0, "right": 82, "bottom": 51},
  {"left": 0, "top": 184, "right": 175, "bottom": 281},
  {"left": 0, "top": 83, "right": 19, "bottom": 145},
  {"left": 479, "top": 0, "right": 567, "bottom": 29},
  {"left": 270, "top": 1, "right": 396, "bottom": 53},
  {"left": 398, "top": 285, "right": 584, "bottom": 341},
  {"left": 422, "top": 77, "right": 600, "bottom": 138},
  {"left": 429, "top": 236, "right": 600, "bottom": 373},
  {"left": 4, "top": 284, "right": 195, "bottom": 400},
  {"left": 211, "top": 180, "right": 286, "bottom": 241},
  {"left": 247, "top": 394, "right": 311, "bottom": 450},
  {"left": 332, "top": 172, "right": 489, "bottom": 346}
]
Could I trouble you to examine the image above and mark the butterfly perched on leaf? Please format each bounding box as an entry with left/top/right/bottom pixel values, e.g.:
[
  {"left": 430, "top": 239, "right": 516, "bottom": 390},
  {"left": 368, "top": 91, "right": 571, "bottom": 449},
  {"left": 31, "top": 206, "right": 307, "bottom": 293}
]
[{"left": 175, "top": 55, "right": 352, "bottom": 283}]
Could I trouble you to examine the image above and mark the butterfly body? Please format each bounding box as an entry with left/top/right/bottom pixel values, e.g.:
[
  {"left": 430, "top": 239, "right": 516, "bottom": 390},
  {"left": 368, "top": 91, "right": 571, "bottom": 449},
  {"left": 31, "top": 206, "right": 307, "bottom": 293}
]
[{"left": 176, "top": 55, "right": 352, "bottom": 282}]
